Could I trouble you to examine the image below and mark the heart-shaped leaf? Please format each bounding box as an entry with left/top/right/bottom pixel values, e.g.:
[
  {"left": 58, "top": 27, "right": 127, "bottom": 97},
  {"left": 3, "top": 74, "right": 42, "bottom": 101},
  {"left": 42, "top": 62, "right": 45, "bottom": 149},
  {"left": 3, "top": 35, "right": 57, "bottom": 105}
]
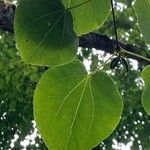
[
  {"left": 134, "top": 0, "right": 150, "bottom": 44},
  {"left": 34, "top": 60, "right": 123, "bottom": 150},
  {"left": 62, "top": 0, "right": 110, "bottom": 36},
  {"left": 15, "top": 0, "right": 77, "bottom": 66},
  {"left": 141, "top": 65, "right": 150, "bottom": 115}
]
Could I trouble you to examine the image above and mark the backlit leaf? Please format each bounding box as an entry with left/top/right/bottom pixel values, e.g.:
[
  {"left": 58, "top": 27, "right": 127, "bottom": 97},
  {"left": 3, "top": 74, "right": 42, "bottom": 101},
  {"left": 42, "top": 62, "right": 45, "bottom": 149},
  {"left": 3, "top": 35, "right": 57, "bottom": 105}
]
[
  {"left": 134, "top": 0, "right": 150, "bottom": 44},
  {"left": 15, "top": 0, "right": 77, "bottom": 66},
  {"left": 34, "top": 60, "right": 123, "bottom": 150},
  {"left": 62, "top": 0, "right": 110, "bottom": 36},
  {"left": 141, "top": 65, "right": 150, "bottom": 115}
]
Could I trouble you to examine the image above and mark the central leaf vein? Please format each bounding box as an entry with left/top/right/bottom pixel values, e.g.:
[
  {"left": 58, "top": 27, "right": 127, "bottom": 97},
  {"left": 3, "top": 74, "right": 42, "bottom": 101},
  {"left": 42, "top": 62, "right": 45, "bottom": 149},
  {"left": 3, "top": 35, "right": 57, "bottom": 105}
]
[
  {"left": 66, "top": 77, "right": 89, "bottom": 149},
  {"left": 85, "top": 79, "right": 95, "bottom": 143}
]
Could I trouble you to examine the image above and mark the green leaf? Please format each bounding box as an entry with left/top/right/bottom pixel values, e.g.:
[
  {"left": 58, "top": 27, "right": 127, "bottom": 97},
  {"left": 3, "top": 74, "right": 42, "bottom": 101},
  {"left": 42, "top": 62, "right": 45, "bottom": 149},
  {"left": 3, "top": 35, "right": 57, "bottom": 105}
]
[
  {"left": 62, "top": 0, "right": 110, "bottom": 36},
  {"left": 34, "top": 60, "right": 123, "bottom": 150},
  {"left": 134, "top": 0, "right": 150, "bottom": 44},
  {"left": 141, "top": 65, "right": 150, "bottom": 115},
  {"left": 15, "top": 0, "right": 77, "bottom": 66}
]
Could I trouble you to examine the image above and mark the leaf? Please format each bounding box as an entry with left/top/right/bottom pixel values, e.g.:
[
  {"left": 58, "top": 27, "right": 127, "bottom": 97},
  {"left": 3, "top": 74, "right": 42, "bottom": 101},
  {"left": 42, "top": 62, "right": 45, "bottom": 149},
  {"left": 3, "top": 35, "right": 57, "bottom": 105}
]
[
  {"left": 15, "top": 0, "right": 77, "bottom": 66},
  {"left": 134, "top": 0, "right": 150, "bottom": 44},
  {"left": 110, "top": 57, "right": 120, "bottom": 70},
  {"left": 34, "top": 60, "right": 123, "bottom": 150},
  {"left": 120, "top": 57, "right": 129, "bottom": 72},
  {"left": 141, "top": 65, "right": 150, "bottom": 115},
  {"left": 62, "top": 0, "right": 110, "bottom": 36}
]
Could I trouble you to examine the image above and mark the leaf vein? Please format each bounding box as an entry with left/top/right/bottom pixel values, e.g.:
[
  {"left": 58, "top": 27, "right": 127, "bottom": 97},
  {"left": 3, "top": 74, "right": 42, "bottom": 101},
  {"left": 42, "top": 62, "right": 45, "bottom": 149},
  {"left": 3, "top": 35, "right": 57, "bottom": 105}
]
[
  {"left": 85, "top": 79, "right": 95, "bottom": 143},
  {"left": 46, "top": 75, "right": 86, "bottom": 86},
  {"left": 66, "top": 77, "right": 89, "bottom": 149},
  {"left": 50, "top": 76, "right": 88, "bottom": 132},
  {"left": 26, "top": 12, "right": 65, "bottom": 62}
]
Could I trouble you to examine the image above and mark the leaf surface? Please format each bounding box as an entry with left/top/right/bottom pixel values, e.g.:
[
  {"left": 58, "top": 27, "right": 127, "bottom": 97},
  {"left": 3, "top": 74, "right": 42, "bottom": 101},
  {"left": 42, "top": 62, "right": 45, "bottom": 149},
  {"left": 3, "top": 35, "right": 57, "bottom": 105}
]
[
  {"left": 34, "top": 60, "right": 123, "bottom": 150},
  {"left": 141, "top": 65, "right": 150, "bottom": 115},
  {"left": 134, "top": 0, "right": 150, "bottom": 44},
  {"left": 62, "top": 0, "right": 110, "bottom": 36},
  {"left": 15, "top": 0, "right": 77, "bottom": 66}
]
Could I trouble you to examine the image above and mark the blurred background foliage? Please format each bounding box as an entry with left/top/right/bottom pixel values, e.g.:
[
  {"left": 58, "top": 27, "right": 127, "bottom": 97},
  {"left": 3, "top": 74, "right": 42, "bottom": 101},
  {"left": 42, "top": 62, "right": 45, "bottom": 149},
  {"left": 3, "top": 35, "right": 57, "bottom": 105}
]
[{"left": 1, "top": 0, "right": 150, "bottom": 149}]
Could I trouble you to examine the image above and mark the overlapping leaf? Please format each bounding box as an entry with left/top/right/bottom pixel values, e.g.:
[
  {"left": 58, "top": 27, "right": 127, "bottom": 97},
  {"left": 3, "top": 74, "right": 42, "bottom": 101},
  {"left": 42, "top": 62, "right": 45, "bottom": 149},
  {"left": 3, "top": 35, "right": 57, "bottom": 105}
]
[
  {"left": 141, "top": 65, "right": 150, "bottom": 115},
  {"left": 34, "top": 60, "right": 123, "bottom": 150},
  {"left": 15, "top": 0, "right": 77, "bottom": 66},
  {"left": 62, "top": 0, "right": 110, "bottom": 36},
  {"left": 134, "top": 0, "right": 150, "bottom": 44}
]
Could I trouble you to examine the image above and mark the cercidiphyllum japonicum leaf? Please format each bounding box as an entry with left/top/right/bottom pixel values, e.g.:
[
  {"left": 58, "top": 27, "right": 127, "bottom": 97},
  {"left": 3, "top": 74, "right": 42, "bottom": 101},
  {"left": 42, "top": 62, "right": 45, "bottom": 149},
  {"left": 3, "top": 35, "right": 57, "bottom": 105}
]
[
  {"left": 134, "top": 0, "right": 150, "bottom": 44},
  {"left": 141, "top": 65, "right": 150, "bottom": 115},
  {"left": 34, "top": 60, "right": 123, "bottom": 150},
  {"left": 15, "top": 0, "right": 77, "bottom": 66},
  {"left": 62, "top": 0, "right": 110, "bottom": 36}
]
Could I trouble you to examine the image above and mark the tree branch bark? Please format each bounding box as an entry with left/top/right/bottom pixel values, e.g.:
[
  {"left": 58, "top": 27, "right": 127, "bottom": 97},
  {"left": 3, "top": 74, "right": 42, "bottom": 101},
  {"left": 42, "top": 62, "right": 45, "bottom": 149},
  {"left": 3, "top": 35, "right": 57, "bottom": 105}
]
[
  {"left": 0, "top": 0, "right": 149, "bottom": 64},
  {"left": 0, "top": 1, "right": 15, "bottom": 32}
]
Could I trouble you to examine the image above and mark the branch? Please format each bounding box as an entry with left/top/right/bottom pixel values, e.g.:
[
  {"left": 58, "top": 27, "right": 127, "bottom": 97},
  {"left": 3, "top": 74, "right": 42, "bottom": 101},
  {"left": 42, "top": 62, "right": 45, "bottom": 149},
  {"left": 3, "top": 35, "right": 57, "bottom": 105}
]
[
  {"left": 0, "top": 0, "right": 149, "bottom": 64},
  {"left": 0, "top": 0, "right": 15, "bottom": 32},
  {"left": 79, "top": 33, "right": 150, "bottom": 63}
]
